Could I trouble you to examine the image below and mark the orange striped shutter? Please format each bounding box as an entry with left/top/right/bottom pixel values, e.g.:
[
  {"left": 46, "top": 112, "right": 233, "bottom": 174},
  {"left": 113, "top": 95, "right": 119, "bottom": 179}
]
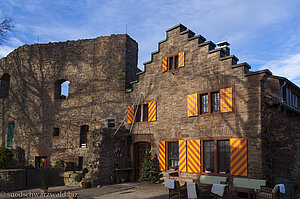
[
  {"left": 187, "top": 94, "right": 198, "bottom": 117},
  {"left": 179, "top": 140, "right": 187, "bottom": 172},
  {"left": 159, "top": 141, "right": 166, "bottom": 171},
  {"left": 162, "top": 57, "right": 168, "bottom": 72},
  {"left": 127, "top": 105, "right": 135, "bottom": 124},
  {"left": 187, "top": 140, "right": 201, "bottom": 173},
  {"left": 178, "top": 52, "right": 185, "bottom": 68},
  {"left": 220, "top": 87, "right": 233, "bottom": 112},
  {"left": 230, "top": 138, "right": 247, "bottom": 176},
  {"left": 148, "top": 101, "right": 157, "bottom": 122}
]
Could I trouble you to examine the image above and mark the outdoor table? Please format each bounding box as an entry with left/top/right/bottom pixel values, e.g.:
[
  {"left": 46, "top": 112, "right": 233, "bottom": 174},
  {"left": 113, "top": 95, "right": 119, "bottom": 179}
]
[{"left": 232, "top": 186, "right": 255, "bottom": 199}]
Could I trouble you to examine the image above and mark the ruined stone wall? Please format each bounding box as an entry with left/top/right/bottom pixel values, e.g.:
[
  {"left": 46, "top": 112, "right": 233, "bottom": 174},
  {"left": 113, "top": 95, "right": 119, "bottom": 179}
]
[
  {"left": 127, "top": 25, "right": 266, "bottom": 181},
  {"left": 0, "top": 34, "right": 138, "bottom": 185}
]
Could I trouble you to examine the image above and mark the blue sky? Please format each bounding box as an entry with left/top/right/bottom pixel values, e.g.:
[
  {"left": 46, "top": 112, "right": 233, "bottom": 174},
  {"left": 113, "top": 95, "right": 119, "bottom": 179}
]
[{"left": 1, "top": 0, "right": 300, "bottom": 87}]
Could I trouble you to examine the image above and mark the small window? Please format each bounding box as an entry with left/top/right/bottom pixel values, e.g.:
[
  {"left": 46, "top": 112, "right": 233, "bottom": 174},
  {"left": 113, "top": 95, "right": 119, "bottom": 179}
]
[
  {"left": 7, "top": 122, "right": 14, "bottom": 147},
  {"left": 55, "top": 79, "right": 69, "bottom": 99},
  {"left": 203, "top": 141, "right": 214, "bottom": 172},
  {"left": 53, "top": 128, "right": 60, "bottom": 136},
  {"left": 211, "top": 92, "right": 220, "bottom": 113},
  {"left": 142, "top": 104, "right": 148, "bottom": 121},
  {"left": 0, "top": 73, "right": 10, "bottom": 98},
  {"left": 108, "top": 119, "right": 115, "bottom": 127},
  {"left": 135, "top": 103, "right": 148, "bottom": 122},
  {"left": 217, "top": 140, "right": 230, "bottom": 173},
  {"left": 168, "top": 54, "right": 179, "bottom": 72},
  {"left": 200, "top": 94, "right": 209, "bottom": 114},
  {"left": 168, "top": 141, "right": 179, "bottom": 170},
  {"left": 78, "top": 157, "right": 83, "bottom": 170},
  {"left": 80, "top": 125, "right": 89, "bottom": 148}
]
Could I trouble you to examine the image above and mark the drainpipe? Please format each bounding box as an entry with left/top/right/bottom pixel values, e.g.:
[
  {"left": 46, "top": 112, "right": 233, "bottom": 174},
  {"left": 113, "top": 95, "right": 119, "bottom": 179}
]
[{"left": 279, "top": 80, "right": 287, "bottom": 108}]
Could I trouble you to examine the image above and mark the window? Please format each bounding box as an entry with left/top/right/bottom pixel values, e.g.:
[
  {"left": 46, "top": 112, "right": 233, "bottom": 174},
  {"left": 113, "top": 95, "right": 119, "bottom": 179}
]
[
  {"left": 283, "top": 86, "right": 300, "bottom": 109},
  {"left": 203, "top": 139, "right": 230, "bottom": 174},
  {"left": 80, "top": 125, "right": 89, "bottom": 148},
  {"left": 78, "top": 157, "right": 83, "bottom": 170},
  {"left": 0, "top": 73, "right": 10, "bottom": 98},
  {"left": 168, "top": 141, "right": 179, "bottom": 170},
  {"left": 7, "top": 122, "right": 14, "bottom": 147},
  {"left": 211, "top": 92, "right": 220, "bottom": 113},
  {"left": 200, "top": 94, "right": 209, "bottom": 114},
  {"left": 203, "top": 141, "right": 214, "bottom": 172},
  {"left": 108, "top": 119, "right": 115, "bottom": 127},
  {"left": 167, "top": 54, "right": 179, "bottom": 72},
  {"left": 54, "top": 79, "right": 69, "bottom": 99},
  {"left": 217, "top": 140, "right": 230, "bottom": 173},
  {"left": 135, "top": 104, "right": 148, "bottom": 122},
  {"left": 198, "top": 90, "right": 223, "bottom": 115},
  {"left": 53, "top": 128, "right": 60, "bottom": 136}
]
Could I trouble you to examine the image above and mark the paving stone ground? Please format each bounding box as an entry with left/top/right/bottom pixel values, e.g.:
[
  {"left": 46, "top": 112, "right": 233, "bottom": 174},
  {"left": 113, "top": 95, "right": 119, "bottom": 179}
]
[{"left": 0, "top": 182, "right": 169, "bottom": 199}]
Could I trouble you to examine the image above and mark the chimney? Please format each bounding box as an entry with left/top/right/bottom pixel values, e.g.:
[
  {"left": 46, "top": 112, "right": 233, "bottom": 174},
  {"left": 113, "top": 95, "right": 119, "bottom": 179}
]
[{"left": 217, "top": 41, "right": 230, "bottom": 56}]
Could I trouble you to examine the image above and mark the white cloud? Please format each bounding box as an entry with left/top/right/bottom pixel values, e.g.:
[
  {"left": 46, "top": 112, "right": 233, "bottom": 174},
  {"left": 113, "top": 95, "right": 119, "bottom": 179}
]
[
  {"left": 0, "top": 45, "right": 15, "bottom": 57},
  {"left": 261, "top": 53, "right": 300, "bottom": 87}
]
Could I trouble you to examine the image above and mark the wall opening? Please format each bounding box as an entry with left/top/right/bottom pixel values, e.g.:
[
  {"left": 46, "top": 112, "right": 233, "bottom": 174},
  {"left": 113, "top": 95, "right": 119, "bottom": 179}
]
[
  {"left": 54, "top": 79, "right": 69, "bottom": 99},
  {"left": 53, "top": 128, "right": 60, "bottom": 136},
  {"left": 0, "top": 73, "right": 10, "bottom": 98},
  {"left": 7, "top": 122, "right": 14, "bottom": 147},
  {"left": 80, "top": 125, "right": 89, "bottom": 148}
]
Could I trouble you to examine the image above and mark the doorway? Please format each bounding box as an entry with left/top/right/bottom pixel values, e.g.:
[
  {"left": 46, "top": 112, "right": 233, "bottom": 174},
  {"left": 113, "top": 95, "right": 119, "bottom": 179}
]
[{"left": 134, "top": 142, "right": 150, "bottom": 180}]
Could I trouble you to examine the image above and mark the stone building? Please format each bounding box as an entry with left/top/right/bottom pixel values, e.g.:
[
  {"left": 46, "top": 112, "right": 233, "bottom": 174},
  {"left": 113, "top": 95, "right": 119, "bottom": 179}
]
[
  {"left": 0, "top": 24, "right": 299, "bottom": 185},
  {"left": 126, "top": 24, "right": 300, "bottom": 183}
]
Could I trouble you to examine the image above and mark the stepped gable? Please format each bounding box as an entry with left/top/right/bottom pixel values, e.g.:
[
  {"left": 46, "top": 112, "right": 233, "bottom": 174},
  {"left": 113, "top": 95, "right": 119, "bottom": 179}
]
[{"left": 130, "top": 24, "right": 273, "bottom": 88}]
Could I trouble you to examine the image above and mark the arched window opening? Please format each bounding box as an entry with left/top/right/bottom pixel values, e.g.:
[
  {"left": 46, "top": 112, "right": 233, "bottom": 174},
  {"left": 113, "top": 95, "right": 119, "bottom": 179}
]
[
  {"left": 0, "top": 73, "right": 10, "bottom": 98},
  {"left": 54, "top": 79, "right": 69, "bottom": 99},
  {"left": 80, "top": 125, "right": 89, "bottom": 148}
]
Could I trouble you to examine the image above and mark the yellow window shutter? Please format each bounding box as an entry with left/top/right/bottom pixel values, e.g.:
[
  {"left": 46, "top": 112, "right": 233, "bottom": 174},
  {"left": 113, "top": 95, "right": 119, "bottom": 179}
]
[
  {"left": 187, "top": 93, "right": 198, "bottom": 117},
  {"left": 162, "top": 57, "right": 168, "bottom": 72},
  {"left": 187, "top": 140, "right": 201, "bottom": 173},
  {"left": 127, "top": 105, "right": 135, "bottom": 124},
  {"left": 159, "top": 141, "right": 166, "bottom": 171},
  {"left": 148, "top": 101, "right": 157, "bottom": 122},
  {"left": 178, "top": 52, "right": 185, "bottom": 68},
  {"left": 230, "top": 138, "right": 247, "bottom": 176},
  {"left": 179, "top": 140, "right": 187, "bottom": 172},
  {"left": 220, "top": 87, "right": 233, "bottom": 112}
]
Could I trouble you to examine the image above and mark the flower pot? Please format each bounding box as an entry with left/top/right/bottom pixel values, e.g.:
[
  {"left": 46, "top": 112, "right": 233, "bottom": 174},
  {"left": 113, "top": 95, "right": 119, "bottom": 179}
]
[
  {"left": 69, "top": 196, "right": 77, "bottom": 199},
  {"left": 40, "top": 189, "right": 48, "bottom": 194},
  {"left": 81, "top": 182, "right": 91, "bottom": 189}
]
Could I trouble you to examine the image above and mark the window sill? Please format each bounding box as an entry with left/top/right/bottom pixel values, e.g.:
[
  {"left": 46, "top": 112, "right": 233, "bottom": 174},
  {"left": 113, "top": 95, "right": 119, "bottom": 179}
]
[
  {"left": 200, "top": 172, "right": 230, "bottom": 176},
  {"left": 198, "top": 112, "right": 233, "bottom": 117},
  {"left": 134, "top": 121, "right": 149, "bottom": 124}
]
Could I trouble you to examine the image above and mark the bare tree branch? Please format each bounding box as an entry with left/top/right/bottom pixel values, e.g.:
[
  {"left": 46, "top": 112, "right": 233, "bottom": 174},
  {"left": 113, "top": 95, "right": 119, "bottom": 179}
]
[{"left": 0, "top": 16, "right": 14, "bottom": 45}]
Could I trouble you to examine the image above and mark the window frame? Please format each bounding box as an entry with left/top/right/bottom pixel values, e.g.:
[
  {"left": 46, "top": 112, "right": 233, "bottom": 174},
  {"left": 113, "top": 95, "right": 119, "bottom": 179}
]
[
  {"left": 134, "top": 103, "right": 149, "bottom": 123},
  {"left": 53, "top": 128, "right": 60, "bottom": 137},
  {"left": 197, "top": 87, "right": 234, "bottom": 117},
  {"left": 165, "top": 139, "right": 179, "bottom": 172},
  {"left": 80, "top": 125, "right": 89, "bottom": 148},
  {"left": 200, "top": 137, "right": 232, "bottom": 176},
  {"left": 167, "top": 53, "right": 179, "bottom": 73}
]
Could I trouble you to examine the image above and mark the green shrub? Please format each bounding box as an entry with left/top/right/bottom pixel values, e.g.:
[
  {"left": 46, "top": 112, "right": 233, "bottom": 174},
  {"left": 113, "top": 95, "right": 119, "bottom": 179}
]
[
  {"left": 0, "top": 147, "right": 13, "bottom": 169},
  {"left": 82, "top": 168, "right": 88, "bottom": 174},
  {"left": 74, "top": 174, "right": 83, "bottom": 182},
  {"left": 40, "top": 180, "right": 48, "bottom": 189}
]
